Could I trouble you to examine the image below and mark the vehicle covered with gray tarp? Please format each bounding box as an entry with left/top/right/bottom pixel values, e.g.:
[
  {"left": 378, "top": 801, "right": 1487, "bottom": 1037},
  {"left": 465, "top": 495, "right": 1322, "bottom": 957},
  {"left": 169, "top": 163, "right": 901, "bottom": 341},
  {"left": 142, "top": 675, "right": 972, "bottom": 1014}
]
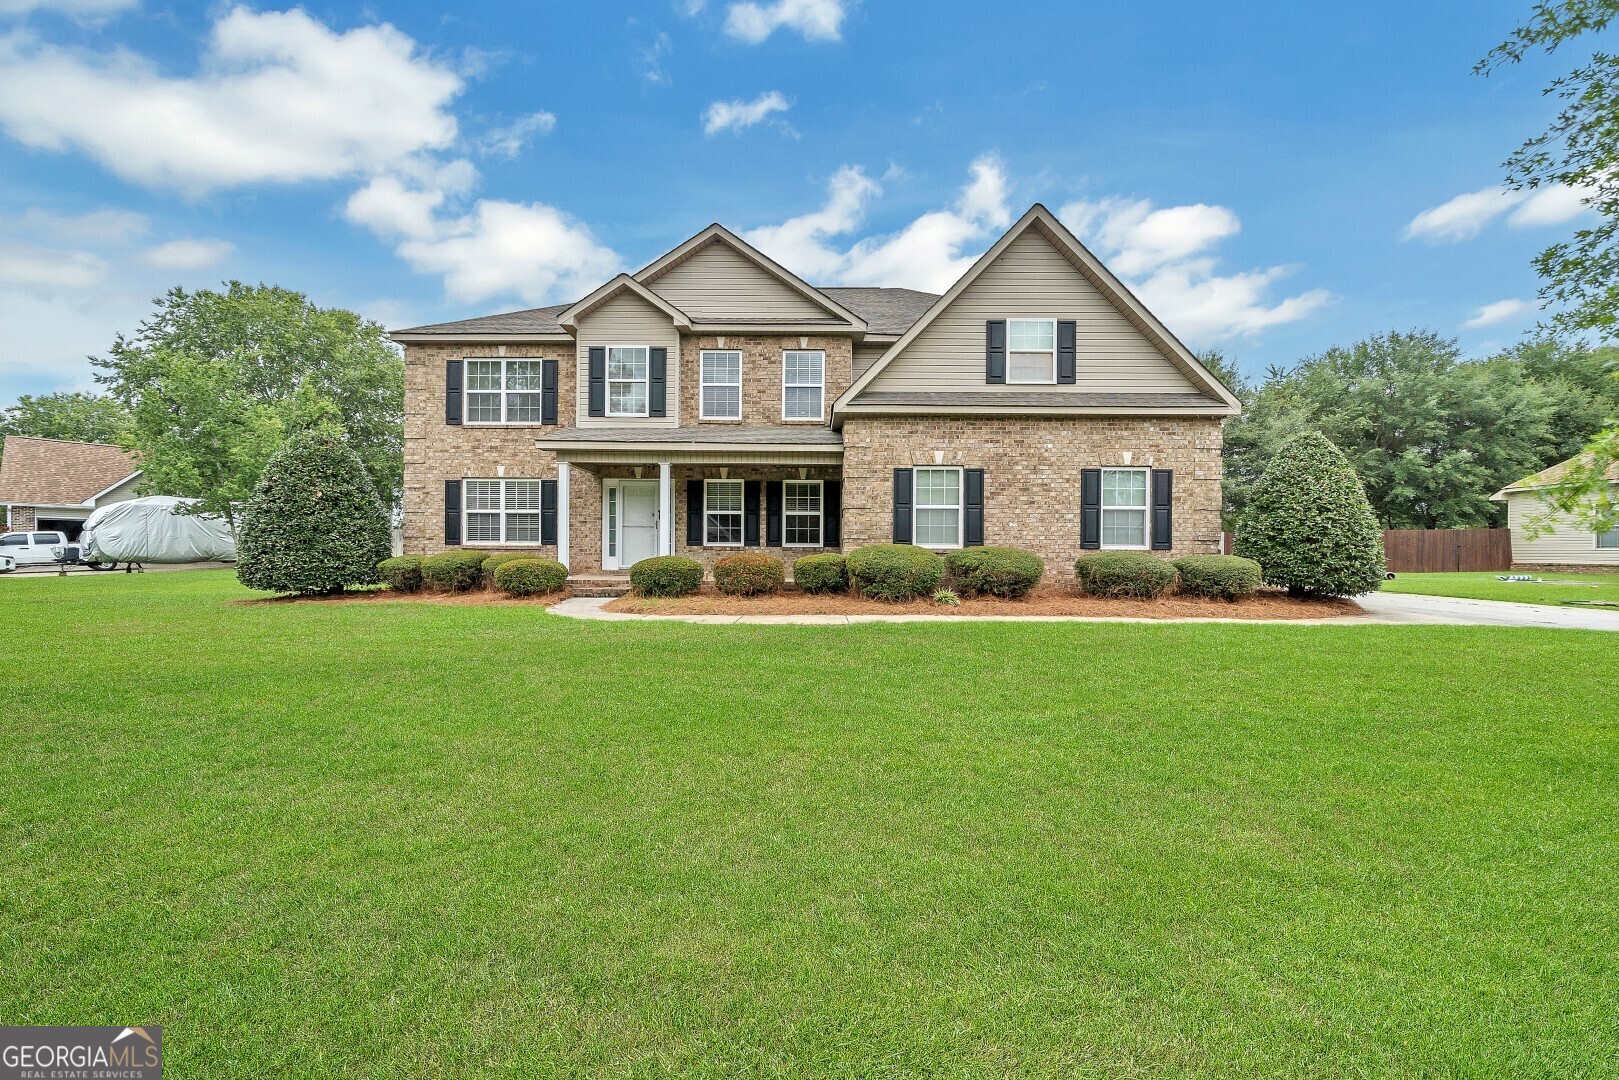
[{"left": 79, "top": 496, "right": 236, "bottom": 564}]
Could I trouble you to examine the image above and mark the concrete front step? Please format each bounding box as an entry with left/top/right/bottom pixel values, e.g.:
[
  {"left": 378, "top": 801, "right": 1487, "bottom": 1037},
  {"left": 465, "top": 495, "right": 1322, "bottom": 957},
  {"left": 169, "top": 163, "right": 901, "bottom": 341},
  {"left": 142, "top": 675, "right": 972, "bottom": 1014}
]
[{"left": 568, "top": 575, "right": 632, "bottom": 598}]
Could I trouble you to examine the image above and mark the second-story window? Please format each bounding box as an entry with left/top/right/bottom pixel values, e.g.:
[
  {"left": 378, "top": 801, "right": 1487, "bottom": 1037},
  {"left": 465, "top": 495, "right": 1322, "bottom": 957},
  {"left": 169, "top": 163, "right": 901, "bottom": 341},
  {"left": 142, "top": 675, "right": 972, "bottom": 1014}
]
[
  {"left": 466, "top": 359, "right": 544, "bottom": 423},
  {"left": 783, "top": 350, "right": 825, "bottom": 421},
  {"left": 701, "top": 350, "right": 742, "bottom": 419},
  {"left": 608, "top": 346, "right": 649, "bottom": 417},
  {"left": 1007, "top": 319, "right": 1057, "bottom": 383}
]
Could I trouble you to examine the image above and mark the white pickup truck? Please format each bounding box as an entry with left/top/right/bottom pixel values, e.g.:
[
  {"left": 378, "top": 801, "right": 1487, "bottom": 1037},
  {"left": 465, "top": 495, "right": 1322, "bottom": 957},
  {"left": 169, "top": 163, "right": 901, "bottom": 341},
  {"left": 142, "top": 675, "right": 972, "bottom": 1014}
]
[{"left": 0, "top": 530, "right": 69, "bottom": 569}]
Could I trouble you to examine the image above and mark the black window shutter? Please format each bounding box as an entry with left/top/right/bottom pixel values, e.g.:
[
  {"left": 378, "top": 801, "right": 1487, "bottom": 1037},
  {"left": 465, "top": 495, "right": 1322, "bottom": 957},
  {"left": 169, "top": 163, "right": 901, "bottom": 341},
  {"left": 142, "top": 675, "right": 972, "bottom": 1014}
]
[
  {"left": 649, "top": 347, "right": 667, "bottom": 417},
  {"left": 964, "top": 468, "right": 985, "bottom": 547},
  {"left": 541, "top": 479, "right": 558, "bottom": 545},
  {"left": 444, "top": 479, "right": 462, "bottom": 545},
  {"left": 985, "top": 320, "right": 1006, "bottom": 384},
  {"left": 541, "top": 359, "right": 558, "bottom": 425},
  {"left": 765, "top": 481, "right": 783, "bottom": 547},
  {"left": 588, "top": 347, "right": 606, "bottom": 417},
  {"left": 445, "top": 359, "right": 463, "bottom": 425},
  {"left": 1080, "top": 468, "right": 1102, "bottom": 550},
  {"left": 823, "top": 480, "right": 842, "bottom": 547},
  {"left": 744, "top": 480, "right": 762, "bottom": 546},
  {"left": 1057, "top": 320, "right": 1077, "bottom": 384},
  {"left": 686, "top": 479, "right": 704, "bottom": 546},
  {"left": 1151, "top": 469, "right": 1173, "bottom": 551},
  {"left": 892, "top": 468, "right": 913, "bottom": 543}
]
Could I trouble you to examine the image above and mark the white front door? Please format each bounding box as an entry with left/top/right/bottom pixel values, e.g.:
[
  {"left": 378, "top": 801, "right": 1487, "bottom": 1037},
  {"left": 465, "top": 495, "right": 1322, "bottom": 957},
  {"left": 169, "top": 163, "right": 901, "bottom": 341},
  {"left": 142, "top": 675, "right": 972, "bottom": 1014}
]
[{"left": 618, "top": 481, "right": 659, "bottom": 567}]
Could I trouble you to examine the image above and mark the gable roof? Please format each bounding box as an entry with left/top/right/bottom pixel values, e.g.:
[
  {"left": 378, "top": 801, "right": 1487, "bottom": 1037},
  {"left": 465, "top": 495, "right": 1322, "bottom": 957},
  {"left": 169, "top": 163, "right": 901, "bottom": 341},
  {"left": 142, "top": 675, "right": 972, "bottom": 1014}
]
[
  {"left": 635, "top": 223, "right": 867, "bottom": 330},
  {"left": 833, "top": 204, "right": 1243, "bottom": 414},
  {"left": 393, "top": 304, "right": 572, "bottom": 339},
  {"left": 1492, "top": 451, "right": 1619, "bottom": 500},
  {"left": 0, "top": 436, "right": 140, "bottom": 506},
  {"left": 819, "top": 287, "right": 939, "bottom": 335},
  {"left": 556, "top": 274, "right": 692, "bottom": 331}
]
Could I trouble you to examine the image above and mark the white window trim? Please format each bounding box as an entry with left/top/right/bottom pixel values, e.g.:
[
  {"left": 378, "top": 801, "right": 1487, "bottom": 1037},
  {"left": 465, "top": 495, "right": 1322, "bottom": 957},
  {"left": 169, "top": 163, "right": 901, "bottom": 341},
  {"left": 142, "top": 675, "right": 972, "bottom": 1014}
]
[
  {"left": 462, "top": 477, "right": 545, "bottom": 547},
  {"left": 699, "top": 349, "right": 743, "bottom": 420},
  {"left": 912, "top": 466, "right": 963, "bottom": 550},
  {"left": 606, "top": 344, "right": 650, "bottom": 418},
  {"left": 463, "top": 357, "right": 549, "bottom": 426},
  {"left": 781, "top": 349, "right": 825, "bottom": 422},
  {"left": 1099, "top": 467, "right": 1150, "bottom": 551},
  {"left": 704, "top": 478, "right": 746, "bottom": 548},
  {"left": 783, "top": 479, "right": 824, "bottom": 548},
  {"left": 1005, "top": 318, "right": 1057, "bottom": 385}
]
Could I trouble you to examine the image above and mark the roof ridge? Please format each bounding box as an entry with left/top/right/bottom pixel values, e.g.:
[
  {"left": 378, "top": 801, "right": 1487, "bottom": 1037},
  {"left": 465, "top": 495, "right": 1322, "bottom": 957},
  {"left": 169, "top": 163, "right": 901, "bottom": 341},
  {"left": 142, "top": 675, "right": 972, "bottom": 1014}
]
[{"left": 2, "top": 434, "right": 132, "bottom": 450}]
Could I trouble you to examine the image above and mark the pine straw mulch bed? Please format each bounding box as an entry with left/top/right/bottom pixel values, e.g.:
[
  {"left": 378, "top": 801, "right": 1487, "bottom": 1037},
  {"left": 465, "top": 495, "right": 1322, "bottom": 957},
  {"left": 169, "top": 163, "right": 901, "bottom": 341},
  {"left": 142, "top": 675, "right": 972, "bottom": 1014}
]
[
  {"left": 604, "top": 585, "right": 1362, "bottom": 620},
  {"left": 238, "top": 586, "right": 568, "bottom": 607}
]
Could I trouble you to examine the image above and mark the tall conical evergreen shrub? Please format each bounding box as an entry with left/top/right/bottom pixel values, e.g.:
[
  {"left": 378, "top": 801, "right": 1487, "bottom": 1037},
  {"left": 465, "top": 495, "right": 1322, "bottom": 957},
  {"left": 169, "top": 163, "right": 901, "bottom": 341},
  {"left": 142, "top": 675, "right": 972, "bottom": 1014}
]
[
  {"left": 1235, "top": 430, "right": 1385, "bottom": 597},
  {"left": 236, "top": 427, "right": 392, "bottom": 595}
]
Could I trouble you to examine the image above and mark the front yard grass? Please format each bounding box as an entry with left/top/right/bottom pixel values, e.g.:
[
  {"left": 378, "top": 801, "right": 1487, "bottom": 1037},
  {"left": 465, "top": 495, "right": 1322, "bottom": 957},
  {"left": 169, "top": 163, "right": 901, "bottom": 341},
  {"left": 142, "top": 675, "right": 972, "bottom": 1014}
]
[
  {"left": 1382, "top": 569, "right": 1619, "bottom": 605},
  {"left": 2, "top": 569, "right": 1616, "bottom": 1075}
]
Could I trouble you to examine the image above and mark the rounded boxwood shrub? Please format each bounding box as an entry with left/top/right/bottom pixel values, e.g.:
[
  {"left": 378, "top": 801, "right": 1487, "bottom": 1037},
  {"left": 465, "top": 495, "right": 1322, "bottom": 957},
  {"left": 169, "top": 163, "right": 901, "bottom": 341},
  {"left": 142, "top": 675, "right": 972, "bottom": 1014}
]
[
  {"left": 845, "top": 544, "right": 945, "bottom": 601},
  {"left": 1173, "top": 554, "right": 1262, "bottom": 600},
  {"left": 944, "top": 545, "right": 1045, "bottom": 598},
  {"left": 236, "top": 427, "right": 392, "bottom": 595},
  {"left": 792, "top": 552, "right": 847, "bottom": 594},
  {"left": 629, "top": 555, "right": 704, "bottom": 597},
  {"left": 493, "top": 557, "right": 568, "bottom": 597},
  {"left": 377, "top": 555, "right": 424, "bottom": 593},
  {"left": 714, "top": 552, "right": 785, "bottom": 596},
  {"left": 1074, "top": 551, "right": 1178, "bottom": 598},
  {"left": 421, "top": 549, "right": 489, "bottom": 592},
  {"left": 1234, "top": 430, "right": 1386, "bottom": 597},
  {"left": 480, "top": 552, "right": 531, "bottom": 582}
]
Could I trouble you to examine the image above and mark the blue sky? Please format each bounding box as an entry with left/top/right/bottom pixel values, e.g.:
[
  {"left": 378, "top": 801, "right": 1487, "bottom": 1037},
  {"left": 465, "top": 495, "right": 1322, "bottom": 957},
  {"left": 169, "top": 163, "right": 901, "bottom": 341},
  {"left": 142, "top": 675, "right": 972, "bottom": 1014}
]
[{"left": 0, "top": 0, "right": 1603, "bottom": 406}]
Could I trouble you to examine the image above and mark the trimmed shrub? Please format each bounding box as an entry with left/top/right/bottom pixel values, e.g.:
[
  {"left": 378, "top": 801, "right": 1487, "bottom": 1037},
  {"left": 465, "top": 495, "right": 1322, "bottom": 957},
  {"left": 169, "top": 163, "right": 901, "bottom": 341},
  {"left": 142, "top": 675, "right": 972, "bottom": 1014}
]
[
  {"left": 1174, "top": 554, "right": 1262, "bottom": 600},
  {"left": 792, "top": 552, "right": 847, "bottom": 594},
  {"left": 714, "top": 552, "right": 785, "bottom": 596},
  {"left": 377, "top": 555, "right": 424, "bottom": 593},
  {"left": 421, "top": 549, "right": 489, "bottom": 592},
  {"left": 1074, "top": 551, "right": 1178, "bottom": 598},
  {"left": 493, "top": 557, "right": 568, "bottom": 597},
  {"left": 236, "top": 427, "right": 392, "bottom": 595},
  {"left": 630, "top": 555, "right": 704, "bottom": 597},
  {"left": 1235, "top": 430, "right": 1386, "bottom": 597},
  {"left": 846, "top": 544, "right": 945, "bottom": 601},
  {"left": 480, "top": 552, "right": 531, "bottom": 582},
  {"left": 944, "top": 545, "right": 1045, "bottom": 598}
]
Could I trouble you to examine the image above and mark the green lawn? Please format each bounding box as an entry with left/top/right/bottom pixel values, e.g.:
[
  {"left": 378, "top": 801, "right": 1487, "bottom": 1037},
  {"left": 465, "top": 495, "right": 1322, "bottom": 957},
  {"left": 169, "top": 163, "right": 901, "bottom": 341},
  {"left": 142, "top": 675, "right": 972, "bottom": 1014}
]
[
  {"left": 2, "top": 571, "right": 1616, "bottom": 1076},
  {"left": 1382, "top": 569, "right": 1619, "bottom": 606}
]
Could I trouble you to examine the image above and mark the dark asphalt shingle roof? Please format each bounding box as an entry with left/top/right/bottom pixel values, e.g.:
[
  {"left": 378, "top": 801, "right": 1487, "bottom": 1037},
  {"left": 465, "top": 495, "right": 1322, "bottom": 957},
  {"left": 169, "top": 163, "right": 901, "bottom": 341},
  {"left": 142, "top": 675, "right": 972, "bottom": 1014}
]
[
  {"left": 537, "top": 426, "right": 842, "bottom": 445},
  {"left": 845, "top": 392, "right": 1228, "bottom": 410}
]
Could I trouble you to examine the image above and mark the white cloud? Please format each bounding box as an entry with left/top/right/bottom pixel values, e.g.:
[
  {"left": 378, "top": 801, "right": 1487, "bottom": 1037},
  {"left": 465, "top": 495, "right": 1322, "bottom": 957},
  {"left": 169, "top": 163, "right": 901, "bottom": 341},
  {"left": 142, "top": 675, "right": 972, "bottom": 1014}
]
[
  {"left": 1462, "top": 297, "right": 1535, "bottom": 329},
  {"left": 475, "top": 111, "right": 556, "bottom": 157},
  {"left": 1059, "top": 196, "right": 1329, "bottom": 343},
  {"left": 702, "top": 90, "right": 789, "bottom": 135},
  {"left": 140, "top": 237, "right": 234, "bottom": 270},
  {"left": 724, "top": 0, "right": 846, "bottom": 43},
  {"left": 0, "top": 7, "right": 462, "bottom": 192},
  {"left": 0, "top": 0, "right": 136, "bottom": 19},
  {"left": 0, "top": 243, "right": 106, "bottom": 290},
  {"left": 1404, "top": 183, "right": 1594, "bottom": 243},
  {"left": 6, "top": 207, "right": 147, "bottom": 243},
  {"left": 639, "top": 31, "right": 672, "bottom": 84}
]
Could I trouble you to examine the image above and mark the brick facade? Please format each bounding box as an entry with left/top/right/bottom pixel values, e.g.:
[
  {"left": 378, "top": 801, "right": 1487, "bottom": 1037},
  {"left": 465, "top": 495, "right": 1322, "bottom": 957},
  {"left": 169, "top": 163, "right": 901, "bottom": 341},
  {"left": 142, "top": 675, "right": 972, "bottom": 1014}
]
[
  {"left": 7, "top": 506, "right": 36, "bottom": 530},
  {"left": 678, "top": 335, "right": 853, "bottom": 427}
]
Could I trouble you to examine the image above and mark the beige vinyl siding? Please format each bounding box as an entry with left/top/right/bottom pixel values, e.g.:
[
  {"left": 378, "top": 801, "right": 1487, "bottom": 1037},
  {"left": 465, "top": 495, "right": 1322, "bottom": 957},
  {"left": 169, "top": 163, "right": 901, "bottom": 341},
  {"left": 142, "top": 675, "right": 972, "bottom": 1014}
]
[
  {"left": 646, "top": 242, "right": 834, "bottom": 323},
  {"left": 866, "top": 229, "right": 1201, "bottom": 396},
  {"left": 1504, "top": 490, "right": 1619, "bottom": 565},
  {"left": 853, "top": 342, "right": 888, "bottom": 379},
  {"left": 94, "top": 474, "right": 143, "bottom": 507},
  {"left": 575, "top": 292, "right": 681, "bottom": 428}
]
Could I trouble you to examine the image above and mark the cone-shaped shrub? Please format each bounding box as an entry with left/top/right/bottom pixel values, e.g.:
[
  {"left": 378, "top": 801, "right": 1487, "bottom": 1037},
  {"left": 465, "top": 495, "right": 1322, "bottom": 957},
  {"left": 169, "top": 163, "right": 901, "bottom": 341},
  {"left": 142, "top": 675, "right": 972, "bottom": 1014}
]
[
  {"left": 1235, "top": 430, "right": 1385, "bottom": 597},
  {"left": 237, "top": 427, "right": 392, "bottom": 595}
]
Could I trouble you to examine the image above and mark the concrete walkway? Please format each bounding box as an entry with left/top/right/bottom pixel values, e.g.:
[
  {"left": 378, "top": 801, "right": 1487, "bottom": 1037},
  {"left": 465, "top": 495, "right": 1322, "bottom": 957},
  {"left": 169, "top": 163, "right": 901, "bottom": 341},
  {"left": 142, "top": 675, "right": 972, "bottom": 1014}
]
[{"left": 1356, "top": 590, "right": 1619, "bottom": 631}]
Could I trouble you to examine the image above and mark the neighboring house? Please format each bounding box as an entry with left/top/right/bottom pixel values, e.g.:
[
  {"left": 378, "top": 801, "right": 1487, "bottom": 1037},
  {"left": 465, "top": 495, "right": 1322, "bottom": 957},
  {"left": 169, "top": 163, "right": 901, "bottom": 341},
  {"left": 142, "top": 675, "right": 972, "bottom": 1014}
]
[
  {"left": 1492, "top": 453, "right": 1619, "bottom": 569},
  {"left": 391, "top": 203, "right": 1240, "bottom": 578},
  {"left": 0, "top": 436, "right": 141, "bottom": 539}
]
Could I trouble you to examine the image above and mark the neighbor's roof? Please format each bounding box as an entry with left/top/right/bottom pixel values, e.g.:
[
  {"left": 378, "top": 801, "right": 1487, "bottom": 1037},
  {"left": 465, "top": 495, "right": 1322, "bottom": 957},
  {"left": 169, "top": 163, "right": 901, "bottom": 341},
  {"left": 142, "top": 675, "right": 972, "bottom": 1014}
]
[
  {"left": 0, "top": 435, "right": 140, "bottom": 506},
  {"left": 391, "top": 288, "right": 939, "bottom": 339},
  {"left": 1492, "top": 452, "right": 1619, "bottom": 499}
]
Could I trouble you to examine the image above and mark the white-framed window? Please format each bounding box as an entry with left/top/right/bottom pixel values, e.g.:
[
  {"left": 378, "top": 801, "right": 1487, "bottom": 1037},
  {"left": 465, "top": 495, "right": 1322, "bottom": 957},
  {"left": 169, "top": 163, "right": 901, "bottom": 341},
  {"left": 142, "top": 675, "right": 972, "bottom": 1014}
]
[
  {"left": 465, "top": 358, "right": 546, "bottom": 423},
  {"left": 1006, "top": 319, "right": 1057, "bottom": 384},
  {"left": 701, "top": 350, "right": 742, "bottom": 419},
  {"left": 705, "top": 479, "right": 745, "bottom": 546},
  {"left": 608, "top": 345, "right": 649, "bottom": 417},
  {"left": 784, "top": 480, "right": 823, "bottom": 547},
  {"left": 783, "top": 350, "right": 824, "bottom": 420},
  {"left": 464, "top": 478, "right": 543, "bottom": 544},
  {"left": 1101, "top": 467, "right": 1149, "bottom": 549},
  {"left": 1599, "top": 525, "right": 1618, "bottom": 549},
  {"left": 913, "top": 467, "right": 962, "bottom": 548},
  {"left": 606, "top": 486, "right": 618, "bottom": 559}
]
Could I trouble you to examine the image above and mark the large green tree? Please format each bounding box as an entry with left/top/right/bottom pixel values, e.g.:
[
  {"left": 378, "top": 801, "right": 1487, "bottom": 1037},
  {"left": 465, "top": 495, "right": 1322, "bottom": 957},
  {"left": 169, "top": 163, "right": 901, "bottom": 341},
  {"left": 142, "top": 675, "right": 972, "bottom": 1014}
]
[
  {"left": 94, "top": 283, "right": 404, "bottom": 529},
  {"left": 0, "top": 392, "right": 130, "bottom": 446}
]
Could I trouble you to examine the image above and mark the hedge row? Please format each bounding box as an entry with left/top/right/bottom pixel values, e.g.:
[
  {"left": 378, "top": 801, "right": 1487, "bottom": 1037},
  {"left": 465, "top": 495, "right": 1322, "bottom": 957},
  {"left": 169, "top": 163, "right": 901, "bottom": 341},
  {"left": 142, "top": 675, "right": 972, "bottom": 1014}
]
[
  {"left": 378, "top": 551, "right": 568, "bottom": 597},
  {"left": 1072, "top": 552, "right": 1262, "bottom": 600}
]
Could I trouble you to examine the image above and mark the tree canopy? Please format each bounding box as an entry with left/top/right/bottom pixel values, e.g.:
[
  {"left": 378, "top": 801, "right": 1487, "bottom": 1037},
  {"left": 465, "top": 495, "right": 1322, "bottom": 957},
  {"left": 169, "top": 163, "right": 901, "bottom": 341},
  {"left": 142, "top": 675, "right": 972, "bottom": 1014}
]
[{"left": 0, "top": 392, "right": 130, "bottom": 447}]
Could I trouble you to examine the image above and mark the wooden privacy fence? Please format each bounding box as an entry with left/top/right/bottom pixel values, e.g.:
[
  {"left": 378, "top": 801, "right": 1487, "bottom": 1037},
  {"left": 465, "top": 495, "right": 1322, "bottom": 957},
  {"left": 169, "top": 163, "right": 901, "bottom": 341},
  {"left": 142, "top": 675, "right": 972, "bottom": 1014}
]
[{"left": 1221, "top": 528, "right": 1513, "bottom": 573}]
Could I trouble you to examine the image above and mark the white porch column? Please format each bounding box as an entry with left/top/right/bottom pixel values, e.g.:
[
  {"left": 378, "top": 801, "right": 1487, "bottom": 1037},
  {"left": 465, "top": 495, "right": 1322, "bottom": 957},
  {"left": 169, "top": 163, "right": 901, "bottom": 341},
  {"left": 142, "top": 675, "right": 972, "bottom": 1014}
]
[
  {"left": 657, "top": 461, "right": 673, "bottom": 555},
  {"left": 556, "top": 462, "right": 570, "bottom": 570}
]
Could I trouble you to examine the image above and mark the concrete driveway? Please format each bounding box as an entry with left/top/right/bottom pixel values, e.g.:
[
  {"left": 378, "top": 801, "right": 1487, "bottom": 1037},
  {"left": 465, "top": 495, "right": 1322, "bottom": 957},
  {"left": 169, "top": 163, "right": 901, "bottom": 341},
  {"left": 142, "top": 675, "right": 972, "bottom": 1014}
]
[{"left": 1358, "top": 590, "right": 1619, "bottom": 631}]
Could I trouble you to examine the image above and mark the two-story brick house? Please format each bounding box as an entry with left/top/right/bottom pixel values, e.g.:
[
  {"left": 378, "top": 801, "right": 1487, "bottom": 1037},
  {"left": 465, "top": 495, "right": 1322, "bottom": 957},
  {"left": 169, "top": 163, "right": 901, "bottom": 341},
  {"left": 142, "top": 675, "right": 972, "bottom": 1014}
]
[{"left": 392, "top": 203, "right": 1240, "bottom": 579}]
